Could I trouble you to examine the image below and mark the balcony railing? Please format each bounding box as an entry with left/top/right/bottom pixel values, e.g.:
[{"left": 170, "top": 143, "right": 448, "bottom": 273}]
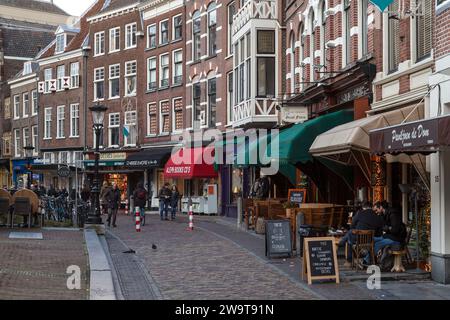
[
  {"left": 232, "top": 0, "right": 277, "bottom": 35},
  {"left": 232, "top": 97, "right": 278, "bottom": 127}
]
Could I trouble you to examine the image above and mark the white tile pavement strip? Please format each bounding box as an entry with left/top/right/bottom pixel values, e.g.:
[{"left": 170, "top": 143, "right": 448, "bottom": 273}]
[{"left": 84, "top": 229, "right": 116, "bottom": 300}]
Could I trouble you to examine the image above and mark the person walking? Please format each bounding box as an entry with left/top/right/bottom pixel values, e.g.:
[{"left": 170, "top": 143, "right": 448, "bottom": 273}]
[
  {"left": 80, "top": 184, "right": 91, "bottom": 203},
  {"left": 100, "top": 181, "right": 111, "bottom": 216},
  {"left": 133, "top": 182, "right": 148, "bottom": 225},
  {"left": 170, "top": 185, "right": 181, "bottom": 220},
  {"left": 158, "top": 183, "right": 172, "bottom": 221},
  {"left": 107, "top": 183, "right": 121, "bottom": 228}
]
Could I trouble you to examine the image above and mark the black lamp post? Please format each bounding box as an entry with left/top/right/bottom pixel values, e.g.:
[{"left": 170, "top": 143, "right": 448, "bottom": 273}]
[
  {"left": 23, "top": 145, "right": 35, "bottom": 189},
  {"left": 86, "top": 104, "right": 107, "bottom": 225}
]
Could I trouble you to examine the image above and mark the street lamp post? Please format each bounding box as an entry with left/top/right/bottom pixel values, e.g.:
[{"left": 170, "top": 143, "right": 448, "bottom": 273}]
[
  {"left": 23, "top": 145, "right": 35, "bottom": 189},
  {"left": 86, "top": 104, "right": 107, "bottom": 225}
]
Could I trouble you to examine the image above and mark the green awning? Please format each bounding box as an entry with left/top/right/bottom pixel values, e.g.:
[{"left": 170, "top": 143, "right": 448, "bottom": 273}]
[{"left": 277, "top": 109, "right": 354, "bottom": 165}]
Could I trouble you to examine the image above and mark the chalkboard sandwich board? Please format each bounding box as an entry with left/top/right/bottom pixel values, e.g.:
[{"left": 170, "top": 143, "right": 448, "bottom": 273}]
[
  {"left": 265, "top": 220, "right": 292, "bottom": 259},
  {"left": 288, "top": 189, "right": 306, "bottom": 205},
  {"left": 302, "top": 237, "right": 340, "bottom": 285}
]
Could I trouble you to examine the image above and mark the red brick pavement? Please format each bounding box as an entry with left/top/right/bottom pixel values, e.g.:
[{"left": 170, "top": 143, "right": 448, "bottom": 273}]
[{"left": 0, "top": 228, "right": 89, "bottom": 300}]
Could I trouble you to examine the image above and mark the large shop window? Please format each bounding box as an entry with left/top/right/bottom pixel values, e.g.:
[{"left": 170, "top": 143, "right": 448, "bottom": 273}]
[{"left": 109, "top": 113, "right": 120, "bottom": 147}]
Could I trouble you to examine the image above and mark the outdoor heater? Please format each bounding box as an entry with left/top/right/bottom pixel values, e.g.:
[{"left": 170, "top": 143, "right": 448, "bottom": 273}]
[{"left": 86, "top": 103, "right": 108, "bottom": 225}]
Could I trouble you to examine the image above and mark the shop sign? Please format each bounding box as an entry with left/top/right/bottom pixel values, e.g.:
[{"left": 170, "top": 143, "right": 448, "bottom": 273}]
[
  {"left": 165, "top": 166, "right": 192, "bottom": 175},
  {"left": 100, "top": 153, "right": 126, "bottom": 161},
  {"left": 386, "top": 121, "right": 438, "bottom": 151},
  {"left": 281, "top": 106, "right": 308, "bottom": 124},
  {"left": 125, "top": 160, "right": 158, "bottom": 167},
  {"left": 85, "top": 161, "right": 125, "bottom": 167},
  {"left": 337, "top": 85, "right": 369, "bottom": 105}
]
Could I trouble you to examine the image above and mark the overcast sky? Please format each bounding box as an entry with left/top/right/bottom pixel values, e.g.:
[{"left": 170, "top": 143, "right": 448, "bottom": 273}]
[{"left": 53, "top": 0, "right": 96, "bottom": 16}]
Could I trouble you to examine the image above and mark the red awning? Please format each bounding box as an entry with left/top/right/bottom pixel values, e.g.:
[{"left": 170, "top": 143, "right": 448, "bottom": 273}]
[{"left": 164, "top": 147, "right": 218, "bottom": 179}]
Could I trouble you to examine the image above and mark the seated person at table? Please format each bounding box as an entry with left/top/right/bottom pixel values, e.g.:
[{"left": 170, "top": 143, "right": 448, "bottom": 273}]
[
  {"left": 346, "top": 202, "right": 384, "bottom": 265},
  {"left": 373, "top": 201, "right": 407, "bottom": 257}
]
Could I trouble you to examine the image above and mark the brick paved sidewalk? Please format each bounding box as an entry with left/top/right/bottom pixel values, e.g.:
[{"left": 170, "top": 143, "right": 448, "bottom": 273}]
[
  {"left": 0, "top": 228, "right": 89, "bottom": 300},
  {"left": 108, "top": 214, "right": 319, "bottom": 300}
]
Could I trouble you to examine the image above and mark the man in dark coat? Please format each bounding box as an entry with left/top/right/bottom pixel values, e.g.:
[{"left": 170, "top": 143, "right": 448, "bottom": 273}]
[
  {"left": 133, "top": 182, "right": 147, "bottom": 221},
  {"left": 107, "top": 183, "right": 121, "bottom": 228},
  {"left": 158, "top": 183, "right": 172, "bottom": 221},
  {"left": 373, "top": 202, "right": 407, "bottom": 254}
]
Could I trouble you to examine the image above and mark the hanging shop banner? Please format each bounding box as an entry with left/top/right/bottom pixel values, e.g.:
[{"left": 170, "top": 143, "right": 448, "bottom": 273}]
[{"left": 370, "top": 0, "right": 395, "bottom": 12}]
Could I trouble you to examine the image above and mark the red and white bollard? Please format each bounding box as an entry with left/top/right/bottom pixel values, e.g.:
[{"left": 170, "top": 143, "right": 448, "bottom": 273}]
[
  {"left": 125, "top": 199, "right": 129, "bottom": 216},
  {"left": 135, "top": 207, "right": 141, "bottom": 232},
  {"left": 187, "top": 206, "right": 194, "bottom": 231}
]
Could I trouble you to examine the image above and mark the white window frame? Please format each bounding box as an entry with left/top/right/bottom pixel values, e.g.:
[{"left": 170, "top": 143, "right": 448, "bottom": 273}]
[
  {"left": 70, "top": 103, "right": 80, "bottom": 138},
  {"left": 172, "top": 14, "right": 182, "bottom": 41},
  {"left": 14, "top": 129, "right": 21, "bottom": 158},
  {"left": 172, "top": 97, "right": 183, "bottom": 134},
  {"left": 124, "top": 110, "right": 137, "bottom": 146},
  {"left": 160, "top": 19, "right": 169, "bottom": 45},
  {"left": 55, "top": 33, "right": 66, "bottom": 54},
  {"left": 44, "top": 68, "right": 52, "bottom": 93},
  {"left": 207, "top": 3, "right": 217, "bottom": 57},
  {"left": 227, "top": 71, "right": 233, "bottom": 124},
  {"left": 56, "top": 105, "right": 65, "bottom": 139},
  {"left": 31, "top": 90, "right": 38, "bottom": 116},
  {"left": 22, "top": 127, "right": 30, "bottom": 152},
  {"left": 147, "top": 57, "right": 157, "bottom": 91},
  {"left": 125, "top": 61, "right": 137, "bottom": 96},
  {"left": 109, "top": 27, "right": 121, "bottom": 53},
  {"left": 125, "top": 23, "right": 137, "bottom": 49},
  {"left": 192, "top": 11, "right": 201, "bottom": 62},
  {"left": 56, "top": 65, "right": 65, "bottom": 91},
  {"left": 94, "top": 31, "right": 105, "bottom": 56},
  {"left": 94, "top": 67, "right": 105, "bottom": 101},
  {"left": 109, "top": 64, "right": 121, "bottom": 99},
  {"left": 44, "top": 107, "right": 52, "bottom": 139},
  {"left": 70, "top": 62, "right": 80, "bottom": 89},
  {"left": 22, "top": 92, "right": 29, "bottom": 118},
  {"left": 160, "top": 54, "right": 169, "bottom": 88},
  {"left": 227, "top": 2, "right": 235, "bottom": 56},
  {"left": 108, "top": 113, "right": 121, "bottom": 148},
  {"left": 59, "top": 151, "right": 69, "bottom": 164},
  {"left": 147, "top": 24, "right": 157, "bottom": 49},
  {"left": 13, "top": 95, "right": 20, "bottom": 119},
  {"left": 31, "top": 125, "right": 38, "bottom": 155},
  {"left": 43, "top": 152, "right": 54, "bottom": 164},
  {"left": 159, "top": 100, "right": 170, "bottom": 135},
  {"left": 172, "top": 49, "right": 183, "bottom": 86}
]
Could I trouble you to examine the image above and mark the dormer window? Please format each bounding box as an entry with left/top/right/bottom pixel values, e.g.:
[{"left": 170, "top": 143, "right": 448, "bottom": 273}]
[
  {"left": 55, "top": 34, "right": 66, "bottom": 54},
  {"left": 23, "top": 62, "right": 32, "bottom": 75}
]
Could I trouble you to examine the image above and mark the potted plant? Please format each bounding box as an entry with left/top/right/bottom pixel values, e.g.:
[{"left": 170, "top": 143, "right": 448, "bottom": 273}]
[{"left": 283, "top": 202, "right": 297, "bottom": 218}]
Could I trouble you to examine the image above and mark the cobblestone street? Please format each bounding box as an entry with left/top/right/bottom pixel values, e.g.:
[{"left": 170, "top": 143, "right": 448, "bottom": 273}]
[
  {"left": 0, "top": 228, "right": 89, "bottom": 300},
  {"left": 107, "top": 214, "right": 320, "bottom": 300}
]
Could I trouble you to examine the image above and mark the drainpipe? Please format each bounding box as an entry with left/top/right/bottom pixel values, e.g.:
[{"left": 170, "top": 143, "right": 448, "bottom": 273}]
[{"left": 82, "top": 48, "right": 89, "bottom": 186}]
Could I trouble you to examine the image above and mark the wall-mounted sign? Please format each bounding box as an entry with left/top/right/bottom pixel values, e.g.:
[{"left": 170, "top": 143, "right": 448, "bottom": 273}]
[
  {"left": 58, "top": 166, "right": 71, "bottom": 178},
  {"left": 288, "top": 189, "right": 307, "bottom": 204},
  {"left": 281, "top": 107, "right": 308, "bottom": 124},
  {"left": 100, "top": 153, "right": 127, "bottom": 161},
  {"left": 386, "top": 121, "right": 438, "bottom": 151}
]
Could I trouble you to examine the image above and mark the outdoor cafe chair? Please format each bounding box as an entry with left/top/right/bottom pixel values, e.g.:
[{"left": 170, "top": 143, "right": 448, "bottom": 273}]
[
  {"left": 351, "top": 229, "right": 375, "bottom": 271},
  {"left": 12, "top": 197, "right": 32, "bottom": 229},
  {"left": 0, "top": 198, "right": 11, "bottom": 228}
]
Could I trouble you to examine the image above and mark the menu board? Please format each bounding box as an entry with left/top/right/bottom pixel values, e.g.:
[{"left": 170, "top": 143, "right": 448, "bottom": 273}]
[
  {"left": 288, "top": 189, "right": 306, "bottom": 204},
  {"left": 302, "top": 237, "right": 340, "bottom": 285},
  {"left": 265, "top": 220, "right": 292, "bottom": 258}
]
